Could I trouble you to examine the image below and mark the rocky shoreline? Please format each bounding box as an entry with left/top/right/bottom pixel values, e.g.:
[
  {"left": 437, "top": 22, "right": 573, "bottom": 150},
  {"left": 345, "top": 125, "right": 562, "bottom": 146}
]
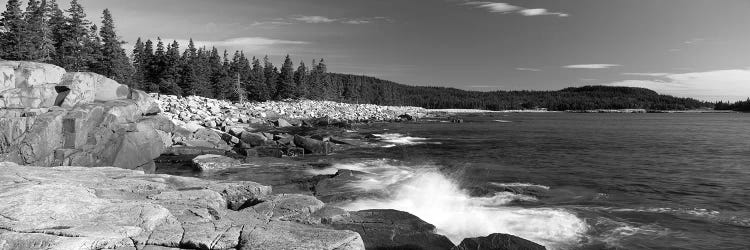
[{"left": 0, "top": 61, "right": 547, "bottom": 250}]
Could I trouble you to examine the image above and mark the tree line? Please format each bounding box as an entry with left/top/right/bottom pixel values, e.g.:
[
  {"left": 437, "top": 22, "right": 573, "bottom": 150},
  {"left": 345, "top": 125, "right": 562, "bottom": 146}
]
[
  {"left": 715, "top": 99, "right": 750, "bottom": 112},
  {"left": 0, "top": 0, "right": 132, "bottom": 84},
  {"left": 0, "top": 0, "right": 720, "bottom": 111}
]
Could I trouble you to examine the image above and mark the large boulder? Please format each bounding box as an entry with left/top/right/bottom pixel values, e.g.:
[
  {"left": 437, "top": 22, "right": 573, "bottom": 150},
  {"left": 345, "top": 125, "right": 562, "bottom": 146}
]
[
  {"left": 56, "top": 72, "right": 130, "bottom": 108},
  {"left": 451, "top": 233, "right": 547, "bottom": 250},
  {"left": 239, "top": 131, "right": 268, "bottom": 147},
  {"left": 330, "top": 209, "right": 455, "bottom": 250},
  {"left": 293, "top": 135, "right": 333, "bottom": 155},
  {"left": 0, "top": 61, "right": 66, "bottom": 90},
  {"left": 0, "top": 84, "right": 58, "bottom": 109}
]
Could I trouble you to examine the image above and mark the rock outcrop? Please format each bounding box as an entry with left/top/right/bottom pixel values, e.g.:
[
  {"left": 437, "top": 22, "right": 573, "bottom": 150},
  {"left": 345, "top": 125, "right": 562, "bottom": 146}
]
[
  {"left": 329, "top": 209, "right": 456, "bottom": 250},
  {"left": 451, "top": 233, "right": 547, "bottom": 250},
  {"left": 0, "top": 61, "right": 165, "bottom": 171},
  {"left": 0, "top": 162, "right": 365, "bottom": 250}
]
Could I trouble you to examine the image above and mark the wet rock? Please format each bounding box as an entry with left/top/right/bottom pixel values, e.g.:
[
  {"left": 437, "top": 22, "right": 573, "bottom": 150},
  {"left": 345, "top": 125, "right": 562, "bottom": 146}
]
[
  {"left": 451, "top": 233, "right": 547, "bottom": 250},
  {"left": 293, "top": 135, "right": 333, "bottom": 155},
  {"left": 239, "top": 132, "right": 267, "bottom": 147},
  {"left": 192, "top": 154, "right": 242, "bottom": 171},
  {"left": 275, "top": 118, "right": 293, "bottom": 127},
  {"left": 330, "top": 209, "right": 455, "bottom": 250}
]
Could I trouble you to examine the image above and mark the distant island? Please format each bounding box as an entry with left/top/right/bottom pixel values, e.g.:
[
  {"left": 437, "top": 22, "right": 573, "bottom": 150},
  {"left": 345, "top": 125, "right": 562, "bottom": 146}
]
[{"left": 0, "top": 0, "right": 745, "bottom": 112}]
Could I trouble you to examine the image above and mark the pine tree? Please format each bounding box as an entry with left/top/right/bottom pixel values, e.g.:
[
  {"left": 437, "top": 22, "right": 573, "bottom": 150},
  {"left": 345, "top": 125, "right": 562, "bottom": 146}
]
[
  {"left": 0, "top": 0, "right": 28, "bottom": 60},
  {"left": 262, "top": 55, "right": 278, "bottom": 99},
  {"left": 177, "top": 39, "right": 198, "bottom": 96},
  {"left": 248, "top": 57, "right": 268, "bottom": 101},
  {"left": 46, "top": 0, "right": 65, "bottom": 63},
  {"left": 23, "top": 0, "right": 53, "bottom": 61},
  {"left": 98, "top": 9, "right": 132, "bottom": 85},
  {"left": 58, "top": 0, "right": 93, "bottom": 71},
  {"left": 131, "top": 37, "right": 146, "bottom": 89},
  {"left": 276, "top": 55, "right": 295, "bottom": 100},
  {"left": 294, "top": 61, "right": 308, "bottom": 99}
]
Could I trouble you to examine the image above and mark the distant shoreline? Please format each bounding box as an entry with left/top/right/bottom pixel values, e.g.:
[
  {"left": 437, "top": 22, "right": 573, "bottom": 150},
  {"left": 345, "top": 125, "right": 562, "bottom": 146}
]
[{"left": 428, "top": 108, "right": 738, "bottom": 114}]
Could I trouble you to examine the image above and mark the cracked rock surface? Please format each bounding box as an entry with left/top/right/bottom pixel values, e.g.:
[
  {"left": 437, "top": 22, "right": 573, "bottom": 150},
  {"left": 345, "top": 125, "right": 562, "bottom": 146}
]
[{"left": 0, "top": 162, "right": 364, "bottom": 250}]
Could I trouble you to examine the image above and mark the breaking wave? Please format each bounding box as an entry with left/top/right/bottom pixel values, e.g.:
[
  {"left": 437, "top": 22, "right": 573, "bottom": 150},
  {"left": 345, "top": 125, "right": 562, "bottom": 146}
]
[
  {"left": 325, "top": 160, "right": 589, "bottom": 249},
  {"left": 372, "top": 133, "right": 441, "bottom": 147}
]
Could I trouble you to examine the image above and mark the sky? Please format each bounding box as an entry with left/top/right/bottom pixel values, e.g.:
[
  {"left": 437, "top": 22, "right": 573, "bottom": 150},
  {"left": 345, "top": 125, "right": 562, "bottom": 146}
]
[{"left": 4, "top": 0, "right": 750, "bottom": 101}]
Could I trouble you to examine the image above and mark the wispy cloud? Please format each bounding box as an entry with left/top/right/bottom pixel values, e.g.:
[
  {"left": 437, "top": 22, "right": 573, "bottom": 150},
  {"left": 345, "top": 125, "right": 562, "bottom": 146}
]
[
  {"left": 515, "top": 67, "right": 541, "bottom": 72},
  {"left": 519, "top": 8, "right": 568, "bottom": 17},
  {"left": 607, "top": 69, "right": 750, "bottom": 102},
  {"left": 294, "top": 15, "right": 337, "bottom": 23},
  {"left": 622, "top": 72, "right": 671, "bottom": 77},
  {"left": 563, "top": 64, "right": 620, "bottom": 69},
  {"left": 254, "top": 16, "right": 392, "bottom": 26},
  {"left": 465, "top": 2, "right": 521, "bottom": 13},
  {"left": 171, "top": 37, "right": 309, "bottom": 53},
  {"left": 465, "top": 1, "right": 568, "bottom": 17}
]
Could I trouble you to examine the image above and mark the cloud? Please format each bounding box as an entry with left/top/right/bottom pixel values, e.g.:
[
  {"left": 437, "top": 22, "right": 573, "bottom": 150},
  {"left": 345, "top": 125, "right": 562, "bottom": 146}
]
[
  {"left": 465, "top": 1, "right": 521, "bottom": 13},
  {"left": 621, "top": 72, "right": 671, "bottom": 77},
  {"left": 606, "top": 69, "right": 750, "bottom": 102},
  {"left": 515, "top": 67, "right": 541, "bottom": 72},
  {"left": 343, "top": 20, "right": 371, "bottom": 24},
  {"left": 465, "top": 1, "right": 568, "bottom": 17},
  {"left": 563, "top": 64, "right": 620, "bottom": 69},
  {"left": 519, "top": 8, "right": 568, "bottom": 17},
  {"left": 171, "top": 37, "right": 309, "bottom": 53},
  {"left": 293, "top": 16, "right": 337, "bottom": 23}
]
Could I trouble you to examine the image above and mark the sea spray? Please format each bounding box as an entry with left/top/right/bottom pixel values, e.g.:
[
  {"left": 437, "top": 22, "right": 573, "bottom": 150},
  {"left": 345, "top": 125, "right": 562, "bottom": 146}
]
[{"left": 324, "top": 160, "right": 589, "bottom": 249}]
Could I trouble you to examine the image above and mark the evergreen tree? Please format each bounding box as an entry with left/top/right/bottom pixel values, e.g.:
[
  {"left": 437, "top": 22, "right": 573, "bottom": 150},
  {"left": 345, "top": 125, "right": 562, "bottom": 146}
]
[
  {"left": 57, "top": 0, "right": 93, "bottom": 71},
  {"left": 0, "top": 0, "right": 28, "bottom": 60},
  {"left": 98, "top": 9, "right": 132, "bottom": 85},
  {"left": 293, "top": 61, "right": 308, "bottom": 98},
  {"left": 177, "top": 38, "right": 198, "bottom": 96},
  {"left": 24, "top": 0, "right": 53, "bottom": 61},
  {"left": 46, "top": 0, "right": 65, "bottom": 63},
  {"left": 131, "top": 37, "right": 146, "bottom": 90},
  {"left": 248, "top": 57, "right": 268, "bottom": 101},
  {"left": 262, "top": 55, "right": 278, "bottom": 99},
  {"left": 276, "top": 55, "right": 295, "bottom": 99}
]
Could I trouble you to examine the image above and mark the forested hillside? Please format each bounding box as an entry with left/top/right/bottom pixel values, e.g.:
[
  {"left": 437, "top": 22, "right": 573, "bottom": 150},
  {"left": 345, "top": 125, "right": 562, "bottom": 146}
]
[{"left": 0, "top": 0, "right": 712, "bottom": 111}]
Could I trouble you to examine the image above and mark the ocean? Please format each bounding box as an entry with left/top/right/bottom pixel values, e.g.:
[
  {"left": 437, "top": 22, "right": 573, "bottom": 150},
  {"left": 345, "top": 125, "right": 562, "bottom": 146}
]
[{"left": 158, "top": 112, "right": 750, "bottom": 250}]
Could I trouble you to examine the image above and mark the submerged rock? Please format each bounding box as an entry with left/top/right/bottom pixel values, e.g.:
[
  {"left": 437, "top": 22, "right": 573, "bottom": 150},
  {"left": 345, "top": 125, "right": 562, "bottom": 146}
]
[{"left": 192, "top": 154, "right": 242, "bottom": 171}]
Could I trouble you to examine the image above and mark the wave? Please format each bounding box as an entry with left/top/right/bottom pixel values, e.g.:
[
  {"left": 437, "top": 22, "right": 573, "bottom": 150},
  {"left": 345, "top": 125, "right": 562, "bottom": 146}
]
[
  {"left": 491, "top": 182, "right": 551, "bottom": 190},
  {"left": 326, "top": 160, "right": 589, "bottom": 249},
  {"left": 372, "top": 133, "right": 441, "bottom": 147},
  {"left": 494, "top": 120, "right": 513, "bottom": 123},
  {"left": 593, "top": 206, "right": 750, "bottom": 228}
]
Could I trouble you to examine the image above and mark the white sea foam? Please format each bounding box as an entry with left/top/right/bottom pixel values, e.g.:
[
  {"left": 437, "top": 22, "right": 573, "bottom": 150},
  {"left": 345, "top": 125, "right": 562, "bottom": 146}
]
[
  {"left": 372, "top": 133, "right": 440, "bottom": 147},
  {"left": 494, "top": 120, "right": 513, "bottom": 123},
  {"left": 329, "top": 160, "right": 589, "bottom": 249}
]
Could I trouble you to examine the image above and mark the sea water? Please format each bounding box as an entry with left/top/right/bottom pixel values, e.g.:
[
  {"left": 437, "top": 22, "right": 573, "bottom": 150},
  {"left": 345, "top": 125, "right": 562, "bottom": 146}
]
[{"left": 159, "top": 112, "right": 750, "bottom": 249}]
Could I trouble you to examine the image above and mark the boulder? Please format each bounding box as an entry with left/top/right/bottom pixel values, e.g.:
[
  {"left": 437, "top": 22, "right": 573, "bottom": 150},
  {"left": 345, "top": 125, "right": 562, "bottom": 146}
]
[
  {"left": 106, "top": 122, "right": 167, "bottom": 169},
  {"left": 0, "top": 61, "right": 66, "bottom": 89},
  {"left": 192, "top": 154, "right": 242, "bottom": 171},
  {"left": 293, "top": 135, "right": 333, "bottom": 155},
  {"left": 275, "top": 118, "right": 293, "bottom": 128},
  {"left": 239, "top": 221, "right": 365, "bottom": 250},
  {"left": 0, "top": 84, "right": 58, "bottom": 109},
  {"left": 239, "top": 132, "right": 267, "bottom": 147},
  {"left": 57, "top": 72, "right": 130, "bottom": 108},
  {"left": 451, "top": 233, "right": 547, "bottom": 250},
  {"left": 330, "top": 209, "right": 455, "bottom": 250}
]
